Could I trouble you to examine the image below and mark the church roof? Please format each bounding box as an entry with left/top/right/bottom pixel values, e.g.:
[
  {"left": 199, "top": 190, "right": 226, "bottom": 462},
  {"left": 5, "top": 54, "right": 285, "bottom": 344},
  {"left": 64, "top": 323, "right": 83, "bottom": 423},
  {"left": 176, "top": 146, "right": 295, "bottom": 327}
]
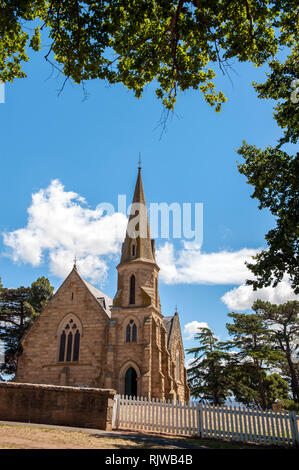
[
  {"left": 163, "top": 312, "right": 182, "bottom": 350},
  {"left": 82, "top": 278, "right": 113, "bottom": 317},
  {"left": 162, "top": 315, "right": 174, "bottom": 348},
  {"left": 163, "top": 316, "right": 173, "bottom": 334}
]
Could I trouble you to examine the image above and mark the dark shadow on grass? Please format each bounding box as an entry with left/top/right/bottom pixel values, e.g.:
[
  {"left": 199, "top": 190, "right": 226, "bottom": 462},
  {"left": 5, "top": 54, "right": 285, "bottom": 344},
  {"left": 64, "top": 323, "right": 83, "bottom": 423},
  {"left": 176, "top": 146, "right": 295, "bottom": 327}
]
[
  {"left": 87, "top": 430, "right": 288, "bottom": 450},
  {"left": 86, "top": 431, "right": 207, "bottom": 449}
]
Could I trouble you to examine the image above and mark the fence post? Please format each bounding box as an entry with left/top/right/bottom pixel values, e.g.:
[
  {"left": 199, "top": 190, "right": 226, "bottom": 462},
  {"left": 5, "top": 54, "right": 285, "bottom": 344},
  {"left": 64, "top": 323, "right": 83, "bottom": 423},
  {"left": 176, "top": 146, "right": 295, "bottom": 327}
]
[
  {"left": 112, "top": 394, "right": 120, "bottom": 429},
  {"left": 289, "top": 411, "right": 299, "bottom": 447},
  {"left": 196, "top": 402, "right": 202, "bottom": 438}
]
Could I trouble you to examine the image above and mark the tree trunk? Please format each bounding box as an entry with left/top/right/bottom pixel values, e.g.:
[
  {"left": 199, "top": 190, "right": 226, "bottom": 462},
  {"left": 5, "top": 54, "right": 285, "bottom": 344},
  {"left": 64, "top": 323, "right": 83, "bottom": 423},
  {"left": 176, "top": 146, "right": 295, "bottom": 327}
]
[{"left": 285, "top": 339, "right": 299, "bottom": 402}]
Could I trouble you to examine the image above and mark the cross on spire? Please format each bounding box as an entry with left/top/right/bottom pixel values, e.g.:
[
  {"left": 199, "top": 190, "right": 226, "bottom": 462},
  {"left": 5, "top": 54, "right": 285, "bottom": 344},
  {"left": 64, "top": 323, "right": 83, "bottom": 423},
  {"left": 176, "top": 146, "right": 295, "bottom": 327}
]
[
  {"left": 138, "top": 152, "right": 142, "bottom": 170},
  {"left": 73, "top": 256, "right": 77, "bottom": 269}
]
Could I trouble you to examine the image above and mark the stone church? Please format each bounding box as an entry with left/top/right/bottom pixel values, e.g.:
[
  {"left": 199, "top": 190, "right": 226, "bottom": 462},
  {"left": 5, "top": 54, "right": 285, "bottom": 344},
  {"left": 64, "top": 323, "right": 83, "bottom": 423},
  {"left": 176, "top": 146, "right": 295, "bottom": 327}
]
[{"left": 15, "top": 166, "right": 190, "bottom": 401}]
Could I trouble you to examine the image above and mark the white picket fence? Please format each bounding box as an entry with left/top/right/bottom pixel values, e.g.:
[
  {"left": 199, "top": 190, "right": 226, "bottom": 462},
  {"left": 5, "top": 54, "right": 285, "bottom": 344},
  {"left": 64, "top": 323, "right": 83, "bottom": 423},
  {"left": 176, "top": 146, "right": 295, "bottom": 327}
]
[{"left": 112, "top": 395, "right": 299, "bottom": 447}]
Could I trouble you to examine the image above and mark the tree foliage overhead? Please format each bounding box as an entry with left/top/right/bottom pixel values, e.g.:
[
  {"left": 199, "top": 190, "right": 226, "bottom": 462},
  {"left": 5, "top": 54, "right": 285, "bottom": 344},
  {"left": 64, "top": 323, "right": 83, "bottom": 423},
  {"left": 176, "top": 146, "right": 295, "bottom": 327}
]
[
  {"left": 0, "top": 1, "right": 298, "bottom": 110},
  {"left": 237, "top": 143, "right": 299, "bottom": 292},
  {"left": 237, "top": 46, "right": 299, "bottom": 293},
  {"left": 252, "top": 46, "right": 299, "bottom": 148}
]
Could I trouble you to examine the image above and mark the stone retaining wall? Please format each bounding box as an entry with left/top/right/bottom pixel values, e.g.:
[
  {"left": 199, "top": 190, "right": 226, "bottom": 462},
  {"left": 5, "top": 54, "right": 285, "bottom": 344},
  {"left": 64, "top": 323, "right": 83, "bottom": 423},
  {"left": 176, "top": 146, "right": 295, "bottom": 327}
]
[{"left": 0, "top": 382, "right": 115, "bottom": 430}]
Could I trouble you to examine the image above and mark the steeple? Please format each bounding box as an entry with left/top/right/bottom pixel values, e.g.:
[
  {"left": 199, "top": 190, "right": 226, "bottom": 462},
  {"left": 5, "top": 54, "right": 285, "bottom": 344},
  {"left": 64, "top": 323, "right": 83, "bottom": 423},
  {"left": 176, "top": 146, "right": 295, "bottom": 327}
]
[
  {"left": 119, "top": 165, "right": 156, "bottom": 265},
  {"left": 113, "top": 163, "right": 160, "bottom": 311}
]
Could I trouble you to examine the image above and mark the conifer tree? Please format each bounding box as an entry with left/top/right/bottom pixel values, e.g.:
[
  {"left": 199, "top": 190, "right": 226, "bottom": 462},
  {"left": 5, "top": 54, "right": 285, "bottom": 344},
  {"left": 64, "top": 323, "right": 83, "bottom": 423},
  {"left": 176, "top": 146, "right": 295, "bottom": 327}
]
[
  {"left": 0, "top": 277, "right": 54, "bottom": 378},
  {"left": 187, "top": 327, "right": 231, "bottom": 405},
  {"left": 254, "top": 299, "right": 299, "bottom": 402},
  {"left": 226, "top": 312, "right": 285, "bottom": 409}
]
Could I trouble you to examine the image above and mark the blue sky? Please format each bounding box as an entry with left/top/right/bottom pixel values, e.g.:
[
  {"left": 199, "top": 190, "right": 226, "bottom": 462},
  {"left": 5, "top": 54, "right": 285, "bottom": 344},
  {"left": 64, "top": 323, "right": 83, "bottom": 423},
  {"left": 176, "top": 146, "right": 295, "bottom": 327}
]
[{"left": 0, "top": 44, "right": 296, "bottom": 357}]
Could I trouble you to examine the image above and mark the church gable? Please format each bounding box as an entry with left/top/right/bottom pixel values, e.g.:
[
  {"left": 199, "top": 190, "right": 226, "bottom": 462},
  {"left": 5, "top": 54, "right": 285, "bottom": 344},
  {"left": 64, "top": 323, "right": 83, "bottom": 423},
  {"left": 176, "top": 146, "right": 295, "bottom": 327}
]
[
  {"left": 22, "top": 267, "right": 110, "bottom": 347},
  {"left": 16, "top": 266, "right": 112, "bottom": 387},
  {"left": 52, "top": 267, "right": 112, "bottom": 320}
]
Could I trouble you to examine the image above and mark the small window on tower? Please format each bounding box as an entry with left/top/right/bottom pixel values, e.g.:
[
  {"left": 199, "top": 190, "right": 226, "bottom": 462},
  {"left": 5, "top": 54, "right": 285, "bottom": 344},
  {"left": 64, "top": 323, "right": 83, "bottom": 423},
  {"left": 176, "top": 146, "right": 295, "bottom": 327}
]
[
  {"left": 125, "top": 320, "right": 137, "bottom": 343},
  {"left": 132, "top": 244, "right": 136, "bottom": 257}
]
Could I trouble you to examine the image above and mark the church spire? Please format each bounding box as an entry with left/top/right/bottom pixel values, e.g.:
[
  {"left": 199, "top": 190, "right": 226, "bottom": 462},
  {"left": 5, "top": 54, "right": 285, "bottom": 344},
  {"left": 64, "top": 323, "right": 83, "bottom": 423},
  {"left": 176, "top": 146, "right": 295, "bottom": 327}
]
[
  {"left": 119, "top": 164, "right": 156, "bottom": 264},
  {"left": 113, "top": 164, "right": 160, "bottom": 310}
]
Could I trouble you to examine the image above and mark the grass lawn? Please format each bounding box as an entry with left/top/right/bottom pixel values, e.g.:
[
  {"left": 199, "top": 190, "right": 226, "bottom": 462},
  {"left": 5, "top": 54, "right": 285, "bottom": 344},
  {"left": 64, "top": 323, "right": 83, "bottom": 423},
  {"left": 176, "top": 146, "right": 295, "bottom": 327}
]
[
  {"left": 0, "top": 424, "right": 172, "bottom": 449},
  {"left": 185, "top": 437, "right": 279, "bottom": 449},
  {"left": 0, "top": 423, "right": 285, "bottom": 449}
]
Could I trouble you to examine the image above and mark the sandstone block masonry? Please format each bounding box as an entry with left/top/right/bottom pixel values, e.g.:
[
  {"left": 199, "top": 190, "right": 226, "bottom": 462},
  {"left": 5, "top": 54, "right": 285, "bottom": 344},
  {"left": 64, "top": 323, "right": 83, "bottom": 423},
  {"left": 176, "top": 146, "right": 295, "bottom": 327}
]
[{"left": 0, "top": 382, "right": 116, "bottom": 430}]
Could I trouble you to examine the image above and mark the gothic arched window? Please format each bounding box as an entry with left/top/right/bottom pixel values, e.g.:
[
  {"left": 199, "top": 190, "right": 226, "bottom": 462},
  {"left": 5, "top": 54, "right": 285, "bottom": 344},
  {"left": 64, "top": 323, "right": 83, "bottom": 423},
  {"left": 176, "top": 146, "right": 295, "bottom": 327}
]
[
  {"left": 132, "top": 323, "right": 137, "bottom": 342},
  {"left": 129, "top": 275, "right": 135, "bottom": 304},
  {"left": 58, "top": 331, "right": 66, "bottom": 362},
  {"left": 126, "top": 319, "right": 137, "bottom": 343},
  {"left": 131, "top": 243, "right": 136, "bottom": 257},
  {"left": 58, "top": 318, "right": 81, "bottom": 362},
  {"left": 126, "top": 323, "right": 131, "bottom": 343},
  {"left": 73, "top": 330, "right": 80, "bottom": 361}
]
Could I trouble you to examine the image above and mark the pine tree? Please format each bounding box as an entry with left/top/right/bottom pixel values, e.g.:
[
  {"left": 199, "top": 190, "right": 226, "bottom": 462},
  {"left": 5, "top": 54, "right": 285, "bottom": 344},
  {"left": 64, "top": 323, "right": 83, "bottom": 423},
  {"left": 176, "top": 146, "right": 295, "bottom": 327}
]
[
  {"left": 226, "top": 312, "right": 285, "bottom": 409},
  {"left": 254, "top": 299, "right": 299, "bottom": 402},
  {"left": 187, "top": 327, "right": 231, "bottom": 405},
  {"left": 0, "top": 277, "right": 54, "bottom": 379}
]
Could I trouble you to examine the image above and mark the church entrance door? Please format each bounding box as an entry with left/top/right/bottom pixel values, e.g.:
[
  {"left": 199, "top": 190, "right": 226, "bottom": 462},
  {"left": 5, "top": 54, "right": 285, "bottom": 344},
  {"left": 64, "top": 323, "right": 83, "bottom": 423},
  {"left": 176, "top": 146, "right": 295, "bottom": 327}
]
[{"left": 125, "top": 367, "right": 137, "bottom": 397}]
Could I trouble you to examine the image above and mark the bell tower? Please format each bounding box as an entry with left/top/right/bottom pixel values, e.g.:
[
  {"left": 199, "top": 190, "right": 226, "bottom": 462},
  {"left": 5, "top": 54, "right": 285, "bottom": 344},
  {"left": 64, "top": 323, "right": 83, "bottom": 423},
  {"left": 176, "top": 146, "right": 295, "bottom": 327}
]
[
  {"left": 113, "top": 163, "right": 161, "bottom": 313},
  {"left": 103, "top": 163, "right": 189, "bottom": 401}
]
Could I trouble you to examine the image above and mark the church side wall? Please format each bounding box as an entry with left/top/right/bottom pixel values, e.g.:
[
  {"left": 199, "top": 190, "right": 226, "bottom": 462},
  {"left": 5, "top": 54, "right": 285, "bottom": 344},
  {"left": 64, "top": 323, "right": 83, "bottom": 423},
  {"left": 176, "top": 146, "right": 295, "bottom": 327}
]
[
  {"left": 167, "top": 319, "right": 190, "bottom": 402},
  {"left": 150, "top": 318, "right": 165, "bottom": 399}
]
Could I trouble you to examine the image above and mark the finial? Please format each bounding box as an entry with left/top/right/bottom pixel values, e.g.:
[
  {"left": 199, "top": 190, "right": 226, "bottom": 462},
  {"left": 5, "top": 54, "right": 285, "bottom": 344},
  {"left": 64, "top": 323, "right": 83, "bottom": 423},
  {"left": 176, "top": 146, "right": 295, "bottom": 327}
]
[
  {"left": 175, "top": 304, "right": 178, "bottom": 313},
  {"left": 73, "top": 256, "right": 77, "bottom": 269},
  {"left": 138, "top": 152, "right": 142, "bottom": 170}
]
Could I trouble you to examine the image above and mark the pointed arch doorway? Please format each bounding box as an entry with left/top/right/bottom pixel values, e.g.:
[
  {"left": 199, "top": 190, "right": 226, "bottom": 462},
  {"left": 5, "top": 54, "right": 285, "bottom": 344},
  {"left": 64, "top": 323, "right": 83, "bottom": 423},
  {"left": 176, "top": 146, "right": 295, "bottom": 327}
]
[{"left": 125, "top": 367, "right": 137, "bottom": 397}]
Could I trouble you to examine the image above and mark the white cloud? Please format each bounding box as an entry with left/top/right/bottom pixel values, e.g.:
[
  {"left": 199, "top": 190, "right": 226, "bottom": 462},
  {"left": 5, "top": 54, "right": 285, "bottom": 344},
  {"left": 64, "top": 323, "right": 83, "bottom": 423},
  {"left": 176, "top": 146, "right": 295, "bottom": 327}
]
[
  {"left": 3, "top": 179, "right": 127, "bottom": 283},
  {"left": 156, "top": 241, "right": 257, "bottom": 285},
  {"left": 221, "top": 280, "right": 298, "bottom": 310},
  {"left": 183, "top": 321, "right": 210, "bottom": 340},
  {"left": 154, "top": 242, "right": 298, "bottom": 310}
]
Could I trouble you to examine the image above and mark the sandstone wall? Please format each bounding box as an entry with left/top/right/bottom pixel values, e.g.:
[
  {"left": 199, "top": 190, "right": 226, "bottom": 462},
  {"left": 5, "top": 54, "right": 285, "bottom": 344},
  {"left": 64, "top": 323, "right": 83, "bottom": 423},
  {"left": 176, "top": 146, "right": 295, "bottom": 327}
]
[{"left": 0, "top": 382, "right": 115, "bottom": 430}]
